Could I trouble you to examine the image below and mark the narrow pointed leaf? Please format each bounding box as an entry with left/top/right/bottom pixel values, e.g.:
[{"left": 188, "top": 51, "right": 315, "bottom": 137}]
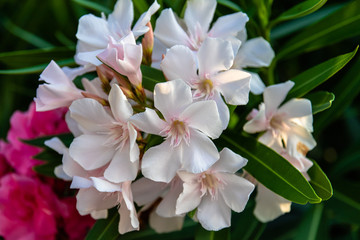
[
  {"left": 216, "top": 132, "right": 322, "bottom": 204},
  {"left": 141, "top": 65, "right": 166, "bottom": 91},
  {"left": 217, "top": 0, "right": 242, "bottom": 12},
  {"left": 305, "top": 91, "right": 335, "bottom": 114},
  {"left": 294, "top": 204, "right": 324, "bottom": 240},
  {"left": 315, "top": 55, "right": 360, "bottom": 131},
  {"left": 0, "top": 58, "right": 75, "bottom": 74},
  {"left": 272, "top": 0, "right": 327, "bottom": 25},
  {"left": 72, "top": 0, "right": 111, "bottom": 14},
  {"left": 307, "top": 160, "right": 333, "bottom": 200},
  {"left": 277, "top": 0, "right": 360, "bottom": 59},
  {"left": 287, "top": 47, "right": 358, "bottom": 100}
]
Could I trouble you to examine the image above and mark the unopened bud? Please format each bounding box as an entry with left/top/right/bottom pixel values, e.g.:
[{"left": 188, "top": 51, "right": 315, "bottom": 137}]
[
  {"left": 142, "top": 22, "right": 154, "bottom": 66},
  {"left": 81, "top": 92, "right": 109, "bottom": 106},
  {"left": 96, "top": 65, "right": 112, "bottom": 94}
]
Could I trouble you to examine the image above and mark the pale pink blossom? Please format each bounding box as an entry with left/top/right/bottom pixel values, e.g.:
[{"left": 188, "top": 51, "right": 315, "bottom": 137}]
[
  {"left": 68, "top": 84, "right": 139, "bottom": 183},
  {"left": 176, "top": 148, "right": 254, "bottom": 231},
  {"left": 132, "top": 176, "right": 184, "bottom": 233},
  {"left": 75, "top": 0, "right": 160, "bottom": 66},
  {"left": 232, "top": 30, "right": 275, "bottom": 94},
  {"left": 71, "top": 177, "right": 139, "bottom": 234},
  {"left": 0, "top": 174, "right": 67, "bottom": 240},
  {"left": 243, "top": 81, "right": 316, "bottom": 156},
  {"left": 161, "top": 37, "right": 251, "bottom": 129},
  {"left": 130, "top": 79, "right": 223, "bottom": 182},
  {"left": 97, "top": 33, "right": 143, "bottom": 86},
  {"left": 152, "top": 0, "right": 248, "bottom": 67}
]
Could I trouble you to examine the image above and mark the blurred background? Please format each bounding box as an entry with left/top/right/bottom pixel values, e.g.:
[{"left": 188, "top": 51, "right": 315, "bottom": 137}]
[{"left": 0, "top": 0, "right": 359, "bottom": 239}]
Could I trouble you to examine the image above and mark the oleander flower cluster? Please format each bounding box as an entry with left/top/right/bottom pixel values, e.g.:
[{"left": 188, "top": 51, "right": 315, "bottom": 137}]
[{"left": 32, "top": 0, "right": 317, "bottom": 234}]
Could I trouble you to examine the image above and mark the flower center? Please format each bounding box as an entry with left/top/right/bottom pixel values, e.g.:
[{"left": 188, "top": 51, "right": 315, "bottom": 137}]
[
  {"left": 296, "top": 142, "right": 309, "bottom": 156},
  {"left": 200, "top": 173, "right": 222, "bottom": 200},
  {"left": 164, "top": 120, "right": 190, "bottom": 147},
  {"left": 269, "top": 114, "right": 289, "bottom": 131},
  {"left": 193, "top": 79, "right": 214, "bottom": 100},
  {"left": 102, "top": 122, "right": 129, "bottom": 150},
  {"left": 199, "top": 79, "right": 213, "bottom": 96}
]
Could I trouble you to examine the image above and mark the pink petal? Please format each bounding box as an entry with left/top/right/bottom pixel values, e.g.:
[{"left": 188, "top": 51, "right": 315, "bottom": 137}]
[
  {"left": 264, "top": 80, "right": 294, "bottom": 117},
  {"left": 108, "top": 84, "right": 133, "bottom": 122},
  {"left": 184, "top": 0, "right": 216, "bottom": 37},
  {"left": 130, "top": 108, "right": 167, "bottom": 135},
  {"left": 210, "top": 148, "right": 247, "bottom": 173}
]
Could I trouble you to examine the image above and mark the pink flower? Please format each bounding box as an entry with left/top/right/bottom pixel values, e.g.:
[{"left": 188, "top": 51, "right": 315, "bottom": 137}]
[
  {"left": 0, "top": 173, "right": 67, "bottom": 240},
  {"left": 3, "top": 102, "right": 69, "bottom": 176},
  {"left": 0, "top": 141, "right": 12, "bottom": 178}
]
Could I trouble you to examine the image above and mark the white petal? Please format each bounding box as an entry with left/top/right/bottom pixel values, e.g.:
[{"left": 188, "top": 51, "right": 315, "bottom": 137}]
[
  {"left": 149, "top": 211, "right": 184, "bottom": 233},
  {"left": 108, "top": 0, "right": 133, "bottom": 37},
  {"left": 76, "top": 49, "right": 104, "bottom": 66},
  {"left": 54, "top": 165, "right": 72, "bottom": 181},
  {"left": 209, "top": 12, "right": 249, "bottom": 38},
  {"left": 69, "top": 134, "right": 115, "bottom": 170},
  {"left": 154, "top": 8, "right": 190, "bottom": 47},
  {"left": 120, "top": 182, "right": 139, "bottom": 232},
  {"left": 82, "top": 77, "right": 108, "bottom": 99},
  {"left": 248, "top": 71, "right": 266, "bottom": 95},
  {"left": 287, "top": 125, "right": 317, "bottom": 156},
  {"left": 69, "top": 98, "right": 114, "bottom": 133},
  {"left": 76, "top": 14, "right": 109, "bottom": 50},
  {"left": 278, "top": 98, "right": 313, "bottom": 119},
  {"left": 141, "top": 140, "right": 182, "bottom": 183},
  {"left": 181, "top": 130, "right": 219, "bottom": 174},
  {"left": 197, "top": 194, "right": 231, "bottom": 231},
  {"left": 128, "top": 123, "right": 140, "bottom": 163},
  {"left": 198, "top": 38, "right": 234, "bottom": 77},
  {"left": 104, "top": 144, "right": 139, "bottom": 183},
  {"left": 109, "top": 84, "right": 133, "bottom": 122},
  {"left": 243, "top": 104, "right": 268, "bottom": 133},
  {"left": 63, "top": 64, "right": 96, "bottom": 81},
  {"left": 219, "top": 173, "right": 254, "bottom": 212},
  {"left": 44, "top": 137, "right": 67, "bottom": 155},
  {"left": 71, "top": 176, "right": 93, "bottom": 189},
  {"left": 234, "top": 37, "right": 274, "bottom": 68},
  {"left": 154, "top": 79, "right": 193, "bottom": 121},
  {"left": 130, "top": 108, "right": 167, "bottom": 135},
  {"left": 40, "top": 60, "right": 75, "bottom": 86},
  {"left": 90, "top": 177, "right": 122, "bottom": 192},
  {"left": 214, "top": 69, "right": 251, "bottom": 105},
  {"left": 132, "top": 0, "right": 160, "bottom": 37},
  {"left": 156, "top": 179, "right": 183, "bottom": 217},
  {"left": 175, "top": 177, "right": 202, "bottom": 215},
  {"left": 91, "top": 210, "right": 108, "bottom": 219},
  {"left": 254, "top": 184, "right": 291, "bottom": 222},
  {"left": 132, "top": 177, "right": 167, "bottom": 206},
  {"left": 184, "top": 0, "right": 216, "bottom": 37},
  {"left": 151, "top": 38, "right": 167, "bottom": 69},
  {"left": 65, "top": 111, "right": 83, "bottom": 137},
  {"left": 211, "top": 148, "right": 247, "bottom": 173},
  {"left": 264, "top": 80, "right": 294, "bottom": 117},
  {"left": 213, "top": 92, "right": 230, "bottom": 130},
  {"left": 76, "top": 188, "right": 118, "bottom": 215},
  {"left": 180, "top": 100, "right": 222, "bottom": 139},
  {"left": 160, "top": 45, "right": 198, "bottom": 84}
]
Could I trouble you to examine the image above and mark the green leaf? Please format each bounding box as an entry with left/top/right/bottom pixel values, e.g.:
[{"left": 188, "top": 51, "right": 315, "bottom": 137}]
[
  {"left": 217, "top": 0, "right": 242, "bottom": 12},
  {"left": 315, "top": 55, "right": 360, "bottom": 132},
  {"left": 141, "top": 65, "right": 166, "bottom": 91},
  {"left": 1, "top": 17, "right": 54, "bottom": 48},
  {"left": 294, "top": 204, "right": 324, "bottom": 240},
  {"left": 0, "top": 47, "right": 74, "bottom": 68},
  {"left": 308, "top": 160, "right": 333, "bottom": 201},
  {"left": 195, "top": 226, "right": 230, "bottom": 240},
  {"left": 271, "top": 3, "right": 345, "bottom": 40},
  {"left": 305, "top": 91, "right": 335, "bottom": 114},
  {"left": 22, "top": 134, "right": 74, "bottom": 148},
  {"left": 0, "top": 58, "right": 75, "bottom": 74},
  {"left": 272, "top": 0, "right": 327, "bottom": 25},
  {"left": 286, "top": 47, "right": 358, "bottom": 99},
  {"left": 277, "top": 0, "right": 360, "bottom": 59},
  {"left": 133, "top": 0, "right": 149, "bottom": 14},
  {"left": 327, "top": 190, "right": 360, "bottom": 224},
  {"left": 72, "top": 0, "right": 111, "bottom": 14},
  {"left": 86, "top": 208, "right": 119, "bottom": 240},
  {"left": 216, "top": 132, "right": 322, "bottom": 204},
  {"left": 33, "top": 148, "right": 63, "bottom": 177}
]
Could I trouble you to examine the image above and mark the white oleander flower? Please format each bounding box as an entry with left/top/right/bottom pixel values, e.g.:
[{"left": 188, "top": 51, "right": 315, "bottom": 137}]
[
  {"left": 130, "top": 79, "right": 222, "bottom": 183},
  {"left": 176, "top": 148, "right": 255, "bottom": 231},
  {"left": 69, "top": 84, "right": 139, "bottom": 183},
  {"left": 161, "top": 37, "right": 251, "bottom": 129}
]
